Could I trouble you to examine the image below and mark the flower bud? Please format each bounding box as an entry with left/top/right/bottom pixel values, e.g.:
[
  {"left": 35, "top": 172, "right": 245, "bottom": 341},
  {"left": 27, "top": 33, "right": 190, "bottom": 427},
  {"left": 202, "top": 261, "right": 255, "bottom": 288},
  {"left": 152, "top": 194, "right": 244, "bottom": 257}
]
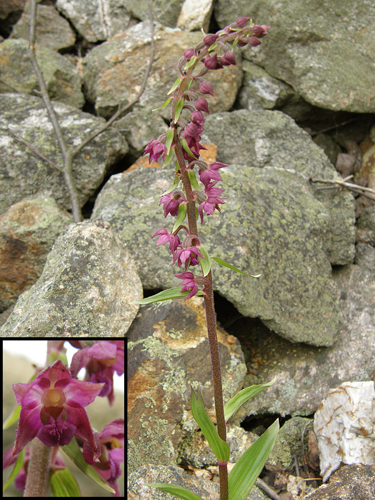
[
  {"left": 183, "top": 48, "right": 195, "bottom": 60},
  {"left": 221, "top": 51, "right": 236, "bottom": 66},
  {"left": 203, "top": 34, "right": 219, "bottom": 46},
  {"left": 236, "top": 17, "right": 251, "bottom": 28},
  {"left": 248, "top": 36, "right": 262, "bottom": 47},
  {"left": 252, "top": 24, "right": 270, "bottom": 38},
  {"left": 199, "top": 81, "right": 214, "bottom": 96},
  {"left": 195, "top": 97, "right": 210, "bottom": 114}
]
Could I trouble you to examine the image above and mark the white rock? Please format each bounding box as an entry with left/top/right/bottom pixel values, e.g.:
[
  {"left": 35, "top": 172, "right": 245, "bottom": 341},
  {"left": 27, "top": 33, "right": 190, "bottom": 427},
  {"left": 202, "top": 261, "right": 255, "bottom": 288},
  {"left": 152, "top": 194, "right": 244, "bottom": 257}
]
[
  {"left": 177, "top": 0, "right": 213, "bottom": 32},
  {"left": 314, "top": 381, "right": 375, "bottom": 482}
]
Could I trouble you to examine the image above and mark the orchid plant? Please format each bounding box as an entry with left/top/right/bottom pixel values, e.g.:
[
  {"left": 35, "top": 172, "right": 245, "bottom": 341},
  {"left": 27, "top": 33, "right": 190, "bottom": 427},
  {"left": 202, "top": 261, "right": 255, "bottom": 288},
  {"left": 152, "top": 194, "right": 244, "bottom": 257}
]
[
  {"left": 138, "top": 17, "right": 279, "bottom": 500},
  {"left": 3, "top": 340, "right": 124, "bottom": 497}
]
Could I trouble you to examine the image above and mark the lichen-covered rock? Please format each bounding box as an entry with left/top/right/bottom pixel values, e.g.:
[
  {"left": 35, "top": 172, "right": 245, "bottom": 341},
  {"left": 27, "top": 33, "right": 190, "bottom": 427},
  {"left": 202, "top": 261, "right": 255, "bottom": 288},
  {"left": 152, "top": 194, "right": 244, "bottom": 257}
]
[
  {"left": 0, "top": 93, "right": 128, "bottom": 214},
  {"left": 10, "top": 3, "right": 75, "bottom": 52},
  {"left": 92, "top": 110, "right": 355, "bottom": 346},
  {"left": 215, "top": 0, "right": 375, "bottom": 113},
  {"left": 0, "top": 221, "right": 141, "bottom": 337},
  {"left": 127, "top": 297, "right": 246, "bottom": 473},
  {"left": 56, "top": 0, "right": 131, "bottom": 42},
  {"left": 82, "top": 21, "right": 242, "bottom": 119},
  {"left": 228, "top": 249, "right": 375, "bottom": 421},
  {"left": 0, "top": 197, "right": 73, "bottom": 312},
  {"left": 201, "top": 110, "right": 356, "bottom": 266},
  {"left": 0, "top": 39, "right": 83, "bottom": 108}
]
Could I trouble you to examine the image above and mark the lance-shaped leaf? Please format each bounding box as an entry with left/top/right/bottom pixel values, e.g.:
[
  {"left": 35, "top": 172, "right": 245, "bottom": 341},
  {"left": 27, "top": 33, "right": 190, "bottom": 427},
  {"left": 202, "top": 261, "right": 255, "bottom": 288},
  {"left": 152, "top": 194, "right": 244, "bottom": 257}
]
[
  {"left": 197, "top": 245, "right": 211, "bottom": 277},
  {"left": 148, "top": 484, "right": 203, "bottom": 500},
  {"left": 152, "top": 97, "right": 171, "bottom": 111},
  {"left": 180, "top": 137, "right": 197, "bottom": 158},
  {"left": 61, "top": 439, "right": 115, "bottom": 494},
  {"left": 174, "top": 98, "right": 185, "bottom": 124},
  {"left": 166, "top": 128, "right": 174, "bottom": 155},
  {"left": 228, "top": 419, "right": 279, "bottom": 500},
  {"left": 183, "top": 56, "right": 197, "bottom": 71},
  {"left": 211, "top": 257, "right": 261, "bottom": 278},
  {"left": 168, "top": 76, "right": 183, "bottom": 95},
  {"left": 224, "top": 379, "right": 276, "bottom": 422},
  {"left": 188, "top": 169, "right": 200, "bottom": 190},
  {"left": 173, "top": 204, "right": 187, "bottom": 233},
  {"left": 134, "top": 287, "right": 203, "bottom": 305},
  {"left": 50, "top": 468, "right": 81, "bottom": 497},
  {"left": 190, "top": 387, "right": 230, "bottom": 463},
  {"left": 3, "top": 448, "right": 25, "bottom": 493}
]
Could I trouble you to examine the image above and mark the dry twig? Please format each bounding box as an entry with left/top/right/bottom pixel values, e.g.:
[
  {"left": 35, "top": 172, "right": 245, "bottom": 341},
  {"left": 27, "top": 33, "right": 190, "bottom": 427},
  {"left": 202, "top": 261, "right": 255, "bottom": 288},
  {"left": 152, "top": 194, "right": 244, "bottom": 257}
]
[{"left": 311, "top": 176, "right": 375, "bottom": 201}]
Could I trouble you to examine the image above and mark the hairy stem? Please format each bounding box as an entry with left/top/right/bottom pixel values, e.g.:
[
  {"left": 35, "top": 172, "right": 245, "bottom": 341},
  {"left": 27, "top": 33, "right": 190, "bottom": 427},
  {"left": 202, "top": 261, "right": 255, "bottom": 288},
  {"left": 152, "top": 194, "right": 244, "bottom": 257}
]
[
  {"left": 24, "top": 439, "right": 52, "bottom": 497},
  {"left": 203, "top": 270, "right": 228, "bottom": 500}
]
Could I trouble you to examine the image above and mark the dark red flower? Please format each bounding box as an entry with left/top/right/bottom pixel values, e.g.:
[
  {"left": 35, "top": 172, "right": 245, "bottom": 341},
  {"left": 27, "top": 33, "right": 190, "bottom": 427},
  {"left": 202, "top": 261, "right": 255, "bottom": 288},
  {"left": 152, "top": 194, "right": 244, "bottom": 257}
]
[{"left": 12, "top": 360, "right": 103, "bottom": 464}]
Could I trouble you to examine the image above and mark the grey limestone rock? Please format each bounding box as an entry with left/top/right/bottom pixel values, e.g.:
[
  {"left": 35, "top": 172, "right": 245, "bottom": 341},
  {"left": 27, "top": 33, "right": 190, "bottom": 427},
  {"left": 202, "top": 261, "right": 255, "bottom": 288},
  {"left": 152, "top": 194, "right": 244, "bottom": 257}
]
[
  {"left": 215, "top": 0, "right": 375, "bottom": 113},
  {"left": 0, "top": 39, "right": 84, "bottom": 108},
  {"left": 0, "top": 93, "right": 128, "bottom": 214},
  {"left": 56, "top": 0, "right": 132, "bottom": 43},
  {"left": 0, "top": 221, "right": 142, "bottom": 337},
  {"left": 82, "top": 21, "right": 242, "bottom": 119}
]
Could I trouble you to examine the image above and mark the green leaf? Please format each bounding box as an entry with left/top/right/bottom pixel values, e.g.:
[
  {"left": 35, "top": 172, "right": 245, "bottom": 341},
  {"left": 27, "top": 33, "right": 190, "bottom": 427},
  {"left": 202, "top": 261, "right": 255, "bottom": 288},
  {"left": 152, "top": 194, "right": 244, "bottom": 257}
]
[
  {"left": 152, "top": 97, "right": 171, "bottom": 111},
  {"left": 173, "top": 203, "right": 187, "bottom": 232},
  {"left": 180, "top": 137, "right": 196, "bottom": 158},
  {"left": 224, "top": 378, "right": 276, "bottom": 422},
  {"left": 197, "top": 245, "right": 210, "bottom": 277},
  {"left": 208, "top": 42, "right": 217, "bottom": 51},
  {"left": 232, "top": 38, "right": 239, "bottom": 48},
  {"left": 3, "top": 404, "right": 21, "bottom": 430},
  {"left": 148, "top": 484, "right": 204, "bottom": 500},
  {"left": 174, "top": 98, "right": 185, "bottom": 124},
  {"left": 188, "top": 170, "right": 200, "bottom": 190},
  {"left": 166, "top": 128, "right": 174, "bottom": 155},
  {"left": 162, "top": 148, "right": 174, "bottom": 167},
  {"left": 3, "top": 448, "right": 25, "bottom": 493},
  {"left": 133, "top": 287, "right": 203, "bottom": 305},
  {"left": 50, "top": 468, "right": 81, "bottom": 497},
  {"left": 183, "top": 56, "right": 197, "bottom": 71},
  {"left": 190, "top": 387, "right": 230, "bottom": 463},
  {"left": 61, "top": 439, "right": 115, "bottom": 494},
  {"left": 162, "top": 176, "right": 180, "bottom": 196},
  {"left": 211, "top": 257, "right": 261, "bottom": 278},
  {"left": 228, "top": 420, "right": 279, "bottom": 500},
  {"left": 168, "top": 77, "right": 183, "bottom": 95}
]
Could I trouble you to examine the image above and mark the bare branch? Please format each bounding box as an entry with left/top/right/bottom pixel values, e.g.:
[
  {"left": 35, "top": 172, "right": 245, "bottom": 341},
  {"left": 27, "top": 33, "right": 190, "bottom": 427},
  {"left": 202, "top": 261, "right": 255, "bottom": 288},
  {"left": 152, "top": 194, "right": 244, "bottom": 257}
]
[
  {"left": 29, "top": 0, "right": 82, "bottom": 222},
  {"left": 7, "top": 127, "right": 61, "bottom": 172},
  {"left": 73, "top": 0, "right": 155, "bottom": 156},
  {"left": 311, "top": 177, "right": 375, "bottom": 201}
]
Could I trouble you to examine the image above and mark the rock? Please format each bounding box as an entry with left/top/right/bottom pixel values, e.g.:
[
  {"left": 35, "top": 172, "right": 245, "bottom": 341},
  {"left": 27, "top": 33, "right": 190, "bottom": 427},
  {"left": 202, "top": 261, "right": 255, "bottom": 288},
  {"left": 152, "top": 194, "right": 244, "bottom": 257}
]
[
  {"left": 125, "top": 0, "right": 184, "bottom": 28},
  {"left": 236, "top": 60, "right": 295, "bottom": 111},
  {"left": 127, "top": 296, "right": 246, "bottom": 473},
  {"left": 314, "top": 381, "right": 375, "bottom": 482},
  {"left": 0, "top": 221, "right": 142, "bottom": 337},
  {"left": 215, "top": 0, "right": 375, "bottom": 113},
  {"left": 112, "top": 108, "right": 167, "bottom": 157},
  {"left": 268, "top": 417, "right": 312, "bottom": 469},
  {"left": 0, "top": 93, "right": 128, "bottom": 214},
  {"left": 227, "top": 248, "right": 375, "bottom": 422},
  {"left": 82, "top": 20, "right": 242, "bottom": 119},
  {"left": 10, "top": 2, "right": 75, "bottom": 52},
  {"left": 0, "top": 39, "right": 84, "bottom": 108},
  {"left": 128, "top": 464, "right": 268, "bottom": 499},
  {"left": 0, "top": 197, "right": 73, "bottom": 312},
  {"left": 177, "top": 0, "right": 214, "bottom": 32},
  {"left": 201, "top": 109, "right": 356, "bottom": 266},
  {"left": 56, "top": 0, "right": 131, "bottom": 43},
  {"left": 356, "top": 206, "right": 375, "bottom": 246},
  {"left": 305, "top": 464, "right": 375, "bottom": 500},
  {"left": 92, "top": 163, "right": 345, "bottom": 346}
]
